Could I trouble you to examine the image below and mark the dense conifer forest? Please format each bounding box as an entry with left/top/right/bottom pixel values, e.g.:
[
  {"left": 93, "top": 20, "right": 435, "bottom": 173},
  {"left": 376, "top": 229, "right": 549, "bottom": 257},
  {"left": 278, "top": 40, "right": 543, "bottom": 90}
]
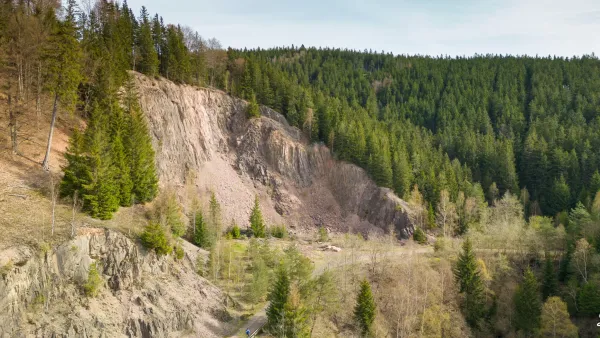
[{"left": 231, "top": 48, "right": 600, "bottom": 220}]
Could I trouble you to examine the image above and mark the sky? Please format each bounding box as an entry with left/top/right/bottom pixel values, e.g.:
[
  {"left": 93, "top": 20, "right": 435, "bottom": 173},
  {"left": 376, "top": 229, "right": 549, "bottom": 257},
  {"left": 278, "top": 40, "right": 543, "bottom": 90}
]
[{"left": 124, "top": 0, "right": 600, "bottom": 57}]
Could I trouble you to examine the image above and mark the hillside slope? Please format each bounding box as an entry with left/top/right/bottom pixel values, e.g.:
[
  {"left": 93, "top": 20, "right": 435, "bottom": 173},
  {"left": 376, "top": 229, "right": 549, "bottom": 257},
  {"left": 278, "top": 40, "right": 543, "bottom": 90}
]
[{"left": 133, "top": 73, "right": 414, "bottom": 237}]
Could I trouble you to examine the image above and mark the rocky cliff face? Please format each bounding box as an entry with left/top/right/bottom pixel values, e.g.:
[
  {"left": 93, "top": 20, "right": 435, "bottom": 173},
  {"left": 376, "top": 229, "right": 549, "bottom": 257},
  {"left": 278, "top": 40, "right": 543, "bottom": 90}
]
[
  {"left": 134, "top": 73, "right": 413, "bottom": 237},
  {"left": 0, "top": 228, "right": 229, "bottom": 337}
]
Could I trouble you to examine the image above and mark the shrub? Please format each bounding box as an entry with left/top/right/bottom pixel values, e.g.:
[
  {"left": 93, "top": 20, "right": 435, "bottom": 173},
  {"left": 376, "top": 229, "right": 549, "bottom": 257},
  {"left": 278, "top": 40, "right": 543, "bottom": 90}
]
[
  {"left": 317, "top": 226, "right": 329, "bottom": 242},
  {"left": 174, "top": 245, "right": 185, "bottom": 260},
  {"left": 141, "top": 222, "right": 171, "bottom": 256},
  {"left": 230, "top": 223, "right": 241, "bottom": 239},
  {"left": 83, "top": 262, "right": 102, "bottom": 297},
  {"left": 413, "top": 227, "right": 427, "bottom": 244},
  {"left": 0, "top": 260, "right": 13, "bottom": 278},
  {"left": 270, "top": 224, "right": 288, "bottom": 239},
  {"left": 434, "top": 237, "right": 446, "bottom": 252}
]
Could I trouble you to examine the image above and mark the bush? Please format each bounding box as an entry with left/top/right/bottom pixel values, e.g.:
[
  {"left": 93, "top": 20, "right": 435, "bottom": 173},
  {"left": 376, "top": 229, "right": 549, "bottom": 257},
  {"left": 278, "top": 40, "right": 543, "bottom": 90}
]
[
  {"left": 83, "top": 262, "right": 102, "bottom": 297},
  {"left": 270, "top": 224, "right": 288, "bottom": 239},
  {"left": 413, "top": 227, "right": 427, "bottom": 244},
  {"left": 434, "top": 237, "right": 446, "bottom": 252},
  {"left": 174, "top": 245, "right": 185, "bottom": 260},
  {"left": 141, "top": 222, "right": 171, "bottom": 256},
  {"left": 230, "top": 224, "right": 241, "bottom": 239},
  {"left": 317, "top": 226, "right": 329, "bottom": 242}
]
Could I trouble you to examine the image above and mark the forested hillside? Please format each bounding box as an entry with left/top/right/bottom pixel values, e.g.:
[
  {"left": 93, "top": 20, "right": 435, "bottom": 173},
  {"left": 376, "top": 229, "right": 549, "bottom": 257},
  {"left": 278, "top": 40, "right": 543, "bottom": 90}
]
[
  {"left": 2, "top": 1, "right": 600, "bottom": 337},
  {"left": 230, "top": 48, "right": 600, "bottom": 220}
]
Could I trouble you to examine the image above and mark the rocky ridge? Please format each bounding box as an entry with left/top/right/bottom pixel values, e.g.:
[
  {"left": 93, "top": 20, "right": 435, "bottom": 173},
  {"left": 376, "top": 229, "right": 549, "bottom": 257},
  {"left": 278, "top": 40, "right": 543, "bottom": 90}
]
[
  {"left": 0, "top": 228, "right": 229, "bottom": 337},
  {"left": 134, "top": 73, "right": 414, "bottom": 237}
]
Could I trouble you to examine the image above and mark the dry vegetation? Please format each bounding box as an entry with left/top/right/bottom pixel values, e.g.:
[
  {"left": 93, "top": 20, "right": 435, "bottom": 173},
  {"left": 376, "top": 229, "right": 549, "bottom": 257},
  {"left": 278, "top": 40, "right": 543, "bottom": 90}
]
[{"left": 0, "top": 89, "right": 150, "bottom": 249}]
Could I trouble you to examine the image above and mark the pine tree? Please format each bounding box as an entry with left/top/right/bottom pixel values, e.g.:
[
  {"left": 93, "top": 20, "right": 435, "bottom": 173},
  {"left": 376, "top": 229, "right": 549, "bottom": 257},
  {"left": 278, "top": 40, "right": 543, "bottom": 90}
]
[
  {"left": 577, "top": 282, "right": 600, "bottom": 316},
  {"left": 544, "top": 175, "right": 571, "bottom": 216},
  {"left": 110, "top": 108, "right": 133, "bottom": 206},
  {"left": 266, "top": 265, "right": 290, "bottom": 335},
  {"left": 124, "top": 78, "right": 158, "bottom": 202},
  {"left": 542, "top": 257, "right": 558, "bottom": 300},
  {"left": 284, "top": 284, "right": 309, "bottom": 338},
  {"left": 81, "top": 102, "right": 120, "bottom": 220},
  {"left": 392, "top": 149, "right": 412, "bottom": 198},
  {"left": 454, "top": 238, "right": 486, "bottom": 329},
  {"left": 136, "top": 7, "right": 158, "bottom": 76},
  {"left": 41, "top": 0, "right": 82, "bottom": 171},
  {"left": 240, "top": 60, "right": 253, "bottom": 99},
  {"left": 140, "top": 221, "right": 171, "bottom": 256},
  {"left": 250, "top": 195, "right": 266, "bottom": 238},
  {"left": 354, "top": 279, "right": 376, "bottom": 337},
  {"left": 193, "top": 210, "right": 213, "bottom": 248},
  {"left": 514, "top": 268, "right": 542, "bottom": 335},
  {"left": 60, "top": 128, "right": 89, "bottom": 199},
  {"left": 247, "top": 92, "right": 260, "bottom": 118}
]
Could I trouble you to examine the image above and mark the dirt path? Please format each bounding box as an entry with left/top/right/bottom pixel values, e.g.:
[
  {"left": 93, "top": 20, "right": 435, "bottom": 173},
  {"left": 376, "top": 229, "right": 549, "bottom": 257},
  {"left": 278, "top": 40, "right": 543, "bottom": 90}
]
[{"left": 229, "top": 245, "right": 433, "bottom": 337}]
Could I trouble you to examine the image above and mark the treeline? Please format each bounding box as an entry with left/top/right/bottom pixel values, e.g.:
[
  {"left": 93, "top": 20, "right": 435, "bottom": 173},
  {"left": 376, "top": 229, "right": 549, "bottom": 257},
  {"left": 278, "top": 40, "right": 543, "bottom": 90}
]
[{"left": 226, "top": 48, "right": 600, "bottom": 220}]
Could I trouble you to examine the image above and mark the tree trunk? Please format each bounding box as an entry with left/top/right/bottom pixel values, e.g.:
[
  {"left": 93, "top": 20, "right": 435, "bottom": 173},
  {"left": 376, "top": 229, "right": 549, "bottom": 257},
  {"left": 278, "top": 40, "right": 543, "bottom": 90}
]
[
  {"left": 8, "top": 95, "right": 18, "bottom": 154},
  {"left": 42, "top": 92, "right": 59, "bottom": 171},
  {"left": 36, "top": 62, "right": 42, "bottom": 129}
]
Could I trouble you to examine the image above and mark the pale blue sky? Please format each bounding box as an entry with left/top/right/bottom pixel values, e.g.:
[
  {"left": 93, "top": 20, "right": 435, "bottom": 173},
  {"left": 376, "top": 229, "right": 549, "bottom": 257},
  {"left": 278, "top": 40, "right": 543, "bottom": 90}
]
[{"left": 124, "top": 0, "right": 600, "bottom": 57}]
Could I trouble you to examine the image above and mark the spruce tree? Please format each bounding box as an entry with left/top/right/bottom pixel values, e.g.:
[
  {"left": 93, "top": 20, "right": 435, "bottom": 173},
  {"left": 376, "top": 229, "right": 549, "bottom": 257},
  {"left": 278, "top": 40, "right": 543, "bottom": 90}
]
[
  {"left": 250, "top": 195, "right": 266, "bottom": 238},
  {"left": 41, "top": 0, "right": 82, "bottom": 171},
  {"left": 577, "top": 282, "right": 600, "bottom": 316},
  {"left": 81, "top": 102, "right": 120, "bottom": 220},
  {"left": 266, "top": 265, "right": 290, "bottom": 335},
  {"left": 60, "top": 128, "right": 89, "bottom": 199},
  {"left": 136, "top": 7, "right": 158, "bottom": 76},
  {"left": 124, "top": 78, "right": 158, "bottom": 202},
  {"left": 542, "top": 257, "right": 558, "bottom": 300},
  {"left": 354, "top": 279, "right": 376, "bottom": 337},
  {"left": 284, "top": 284, "right": 309, "bottom": 338},
  {"left": 193, "top": 210, "right": 212, "bottom": 248},
  {"left": 110, "top": 108, "right": 133, "bottom": 206},
  {"left": 140, "top": 222, "right": 171, "bottom": 256},
  {"left": 514, "top": 268, "right": 542, "bottom": 335},
  {"left": 247, "top": 92, "right": 260, "bottom": 118},
  {"left": 392, "top": 149, "right": 412, "bottom": 198},
  {"left": 454, "top": 238, "right": 486, "bottom": 329}
]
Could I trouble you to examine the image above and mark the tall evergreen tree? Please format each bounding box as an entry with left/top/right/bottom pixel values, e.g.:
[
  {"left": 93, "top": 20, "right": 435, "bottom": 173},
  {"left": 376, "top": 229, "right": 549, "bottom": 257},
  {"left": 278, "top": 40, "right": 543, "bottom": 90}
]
[
  {"left": 60, "top": 128, "right": 89, "bottom": 199},
  {"left": 266, "top": 265, "right": 291, "bottom": 335},
  {"left": 250, "top": 195, "right": 266, "bottom": 238},
  {"left": 514, "top": 268, "right": 542, "bottom": 335},
  {"left": 193, "top": 210, "right": 212, "bottom": 248},
  {"left": 136, "top": 7, "right": 158, "bottom": 76},
  {"left": 454, "top": 238, "right": 486, "bottom": 329},
  {"left": 81, "top": 102, "right": 120, "bottom": 220},
  {"left": 542, "top": 257, "right": 558, "bottom": 300},
  {"left": 123, "top": 77, "right": 158, "bottom": 202},
  {"left": 42, "top": 0, "right": 82, "bottom": 171},
  {"left": 354, "top": 279, "right": 376, "bottom": 337}
]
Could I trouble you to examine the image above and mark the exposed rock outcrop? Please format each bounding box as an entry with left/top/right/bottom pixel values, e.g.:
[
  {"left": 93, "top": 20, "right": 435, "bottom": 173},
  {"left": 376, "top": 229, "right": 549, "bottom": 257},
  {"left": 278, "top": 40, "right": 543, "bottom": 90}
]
[
  {"left": 134, "top": 73, "right": 413, "bottom": 237},
  {"left": 0, "top": 228, "right": 229, "bottom": 337}
]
